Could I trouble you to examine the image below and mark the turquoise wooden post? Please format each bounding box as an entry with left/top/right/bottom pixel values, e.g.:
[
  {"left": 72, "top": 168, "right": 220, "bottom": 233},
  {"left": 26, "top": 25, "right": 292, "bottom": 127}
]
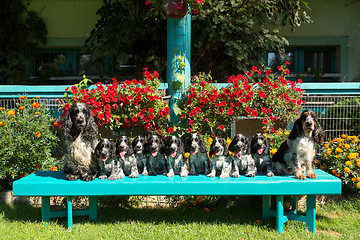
[
  {"left": 67, "top": 197, "right": 73, "bottom": 232},
  {"left": 167, "top": 11, "right": 191, "bottom": 125},
  {"left": 276, "top": 196, "right": 284, "bottom": 233}
]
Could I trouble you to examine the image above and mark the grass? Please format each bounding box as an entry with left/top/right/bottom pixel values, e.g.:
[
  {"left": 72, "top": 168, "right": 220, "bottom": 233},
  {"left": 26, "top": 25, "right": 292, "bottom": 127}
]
[{"left": 1, "top": 197, "right": 360, "bottom": 239}]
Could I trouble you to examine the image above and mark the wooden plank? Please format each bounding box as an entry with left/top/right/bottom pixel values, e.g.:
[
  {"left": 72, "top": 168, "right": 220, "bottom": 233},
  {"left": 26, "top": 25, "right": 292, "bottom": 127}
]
[{"left": 13, "top": 170, "right": 341, "bottom": 197}]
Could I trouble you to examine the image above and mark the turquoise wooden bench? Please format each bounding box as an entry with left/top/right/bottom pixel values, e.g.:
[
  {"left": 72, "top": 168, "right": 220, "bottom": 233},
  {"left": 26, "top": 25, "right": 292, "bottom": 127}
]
[{"left": 13, "top": 169, "right": 341, "bottom": 233}]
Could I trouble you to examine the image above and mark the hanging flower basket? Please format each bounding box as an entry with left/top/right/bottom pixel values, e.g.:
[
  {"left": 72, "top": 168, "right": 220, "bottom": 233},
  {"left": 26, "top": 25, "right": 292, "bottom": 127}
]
[{"left": 163, "top": 0, "right": 187, "bottom": 19}]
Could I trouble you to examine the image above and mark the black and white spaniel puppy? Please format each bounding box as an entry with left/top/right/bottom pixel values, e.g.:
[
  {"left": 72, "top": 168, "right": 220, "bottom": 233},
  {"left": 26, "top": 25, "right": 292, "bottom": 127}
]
[
  {"left": 165, "top": 135, "right": 189, "bottom": 177},
  {"left": 250, "top": 133, "right": 274, "bottom": 177},
  {"left": 185, "top": 134, "right": 211, "bottom": 175},
  {"left": 207, "top": 137, "right": 232, "bottom": 179},
  {"left": 132, "top": 136, "right": 149, "bottom": 175},
  {"left": 63, "top": 102, "right": 99, "bottom": 181},
  {"left": 94, "top": 138, "right": 124, "bottom": 180},
  {"left": 145, "top": 135, "right": 167, "bottom": 175},
  {"left": 272, "top": 109, "right": 325, "bottom": 179},
  {"left": 229, "top": 134, "right": 256, "bottom": 177},
  {"left": 116, "top": 136, "right": 139, "bottom": 178}
]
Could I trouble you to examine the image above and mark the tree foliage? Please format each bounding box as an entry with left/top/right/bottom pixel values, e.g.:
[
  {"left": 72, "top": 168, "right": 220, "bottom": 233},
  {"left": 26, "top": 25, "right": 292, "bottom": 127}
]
[
  {"left": 0, "top": 0, "right": 47, "bottom": 84},
  {"left": 86, "top": 0, "right": 311, "bottom": 81}
]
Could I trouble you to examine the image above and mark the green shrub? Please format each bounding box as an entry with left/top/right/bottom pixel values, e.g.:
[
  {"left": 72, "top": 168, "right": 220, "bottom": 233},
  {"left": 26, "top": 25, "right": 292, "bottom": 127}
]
[
  {"left": 317, "top": 135, "right": 360, "bottom": 196},
  {"left": 0, "top": 95, "right": 59, "bottom": 190}
]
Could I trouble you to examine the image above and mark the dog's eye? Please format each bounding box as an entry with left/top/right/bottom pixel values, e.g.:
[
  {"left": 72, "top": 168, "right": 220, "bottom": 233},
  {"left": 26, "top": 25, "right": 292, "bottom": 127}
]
[{"left": 311, "top": 111, "right": 316, "bottom": 116}]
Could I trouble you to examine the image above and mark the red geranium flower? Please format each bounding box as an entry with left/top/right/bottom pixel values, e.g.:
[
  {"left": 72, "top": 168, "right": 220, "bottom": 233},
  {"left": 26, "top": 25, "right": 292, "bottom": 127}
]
[
  {"left": 218, "top": 125, "right": 225, "bottom": 131},
  {"left": 168, "top": 127, "right": 174, "bottom": 134}
]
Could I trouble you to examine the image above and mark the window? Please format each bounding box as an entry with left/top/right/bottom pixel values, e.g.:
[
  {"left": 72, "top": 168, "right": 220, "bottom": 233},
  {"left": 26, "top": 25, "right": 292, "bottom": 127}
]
[{"left": 265, "top": 47, "right": 339, "bottom": 82}]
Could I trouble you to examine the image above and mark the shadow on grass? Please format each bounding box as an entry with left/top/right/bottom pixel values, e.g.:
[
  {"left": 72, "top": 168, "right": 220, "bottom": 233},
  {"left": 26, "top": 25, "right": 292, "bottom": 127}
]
[{"left": 0, "top": 196, "right": 278, "bottom": 230}]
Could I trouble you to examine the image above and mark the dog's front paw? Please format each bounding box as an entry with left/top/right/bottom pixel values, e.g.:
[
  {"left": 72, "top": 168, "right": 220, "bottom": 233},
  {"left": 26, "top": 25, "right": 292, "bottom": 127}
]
[
  {"left": 142, "top": 170, "right": 148, "bottom": 176},
  {"left": 99, "top": 175, "right": 107, "bottom": 180},
  {"left": 245, "top": 172, "right": 255, "bottom": 177},
  {"left": 266, "top": 171, "right": 275, "bottom": 177},
  {"left": 231, "top": 172, "right": 240, "bottom": 178},
  {"left": 307, "top": 172, "right": 317, "bottom": 179},
  {"left": 119, "top": 172, "right": 125, "bottom": 179},
  {"left": 129, "top": 172, "right": 139, "bottom": 178},
  {"left": 83, "top": 174, "right": 96, "bottom": 181},
  {"left": 295, "top": 174, "right": 307, "bottom": 180},
  {"left": 180, "top": 171, "right": 189, "bottom": 177},
  {"left": 219, "top": 174, "right": 228, "bottom": 179},
  {"left": 207, "top": 172, "right": 216, "bottom": 177},
  {"left": 66, "top": 174, "right": 80, "bottom": 181}
]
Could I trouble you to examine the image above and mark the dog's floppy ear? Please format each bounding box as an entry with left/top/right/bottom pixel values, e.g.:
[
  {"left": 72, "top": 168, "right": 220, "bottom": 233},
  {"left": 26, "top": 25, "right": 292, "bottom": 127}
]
[
  {"left": 313, "top": 118, "right": 325, "bottom": 144},
  {"left": 289, "top": 118, "right": 303, "bottom": 140},
  {"left": 94, "top": 141, "right": 101, "bottom": 159},
  {"left": 199, "top": 136, "right": 207, "bottom": 153},
  {"left": 63, "top": 109, "right": 75, "bottom": 140},
  {"left": 244, "top": 136, "right": 251, "bottom": 155},
  {"left": 159, "top": 136, "right": 166, "bottom": 155},
  {"left": 228, "top": 135, "right": 238, "bottom": 152},
  {"left": 110, "top": 141, "right": 117, "bottom": 158},
  {"left": 126, "top": 137, "right": 134, "bottom": 155},
  {"left": 83, "top": 106, "right": 99, "bottom": 140},
  {"left": 178, "top": 138, "right": 184, "bottom": 154},
  {"left": 222, "top": 138, "right": 229, "bottom": 156},
  {"left": 184, "top": 135, "right": 192, "bottom": 153}
]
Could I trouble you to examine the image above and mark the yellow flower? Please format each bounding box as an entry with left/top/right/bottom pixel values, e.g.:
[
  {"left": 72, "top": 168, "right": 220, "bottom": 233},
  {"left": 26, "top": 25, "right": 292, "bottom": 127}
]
[
  {"left": 356, "top": 161, "right": 360, "bottom": 167},
  {"left": 179, "top": 200, "right": 185, "bottom": 207},
  {"left": 341, "top": 134, "right": 347, "bottom": 139},
  {"left": 357, "top": 177, "right": 360, "bottom": 182},
  {"left": 192, "top": 200, "right": 197, "bottom": 206},
  {"left": 326, "top": 151, "right": 331, "bottom": 156},
  {"left": 324, "top": 144, "right": 329, "bottom": 148},
  {"left": 348, "top": 153, "right": 357, "bottom": 160},
  {"left": 184, "top": 152, "right": 190, "bottom": 158},
  {"left": 284, "top": 130, "right": 289, "bottom": 135},
  {"left": 344, "top": 144, "right": 350, "bottom": 149},
  {"left": 196, "top": 196, "right": 204, "bottom": 203},
  {"left": 0, "top": 121, "right": 5, "bottom": 127},
  {"left": 211, "top": 133, "right": 216, "bottom": 138},
  {"left": 0, "top": 107, "right": 4, "bottom": 110},
  {"left": 8, "top": 110, "right": 15, "bottom": 116},
  {"left": 345, "top": 161, "right": 352, "bottom": 166},
  {"left": 33, "top": 112, "right": 39, "bottom": 116},
  {"left": 19, "top": 106, "right": 25, "bottom": 110},
  {"left": 270, "top": 149, "right": 277, "bottom": 155},
  {"left": 357, "top": 182, "right": 360, "bottom": 189},
  {"left": 32, "top": 102, "right": 40, "bottom": 109},
  {"left": 335, "top": 155, "right": 339, "bottom": 158},
  {"left": 53, "top": 121, "right": 60, "bottom": 127},
  {"left": 35, "top": 131, "right": 41, "bottom": 138},
  {"left": 20, "top": 96, "right": 27, "bottom": 100},
  {"left": 50, "top": 166, "right": 57, "bottom": 171},
  {"left": 344, "top": 167, "right": 351, "bottom": 173},
  {"left": 263, "top": 133, "right": 267, "bottom": 138},
  {"left": 336, "top": 138, "right": 343, "bottom": 143},
  {"left": 207, "top": 137, "right": 213, "bottom": 144},
  {"left": 338, "top": 143, "right": 342, "bottom": 148},
  {"left": 351, "top": 178, "right": 356, "bottom": 182},
  {"left": 226, "top": 137, "right": 232, "bottom": 146},
  {"left": 335, "top": 148, "right": 343, "bottom": 153}
]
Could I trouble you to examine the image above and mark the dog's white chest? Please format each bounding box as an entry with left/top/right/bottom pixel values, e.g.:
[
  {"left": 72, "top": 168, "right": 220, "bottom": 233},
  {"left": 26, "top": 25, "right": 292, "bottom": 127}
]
[{"left": 71, "top": 135, "right": 92, "bottom": 167}]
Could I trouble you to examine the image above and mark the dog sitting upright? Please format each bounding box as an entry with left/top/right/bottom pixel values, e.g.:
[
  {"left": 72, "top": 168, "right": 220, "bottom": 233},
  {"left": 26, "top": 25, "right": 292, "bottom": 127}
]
[
  {"left": 116, "top": 136, "right": 139, "bottom": 178},
  {"left": 145, "top": 135, "right": 167, "bottom": 175},
  {"left": 185, "top": 134, "right": 211, "bottom": 175},
  {"left": 207, "top": 137, "right": 232, "bottom": 179},
  {"left": 228, "top": 134, "right": 256, "bottom": 177},
  {"left": 94, "top": 138, "right": 124, "bottom": 180},
  {"left": 132, "top": 136, "right": 148, "bottom": 175},
  {"left": 165, "top": 135, "right": 189, "bottom": 177},
  {"left": 250, "top": 133, "right": 274, "bottom": 177}
]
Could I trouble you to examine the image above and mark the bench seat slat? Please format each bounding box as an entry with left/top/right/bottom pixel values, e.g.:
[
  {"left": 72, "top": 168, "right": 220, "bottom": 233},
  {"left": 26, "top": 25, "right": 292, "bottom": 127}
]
[{"left": 13, "top": 169, "right": 341, "bottom": 196}]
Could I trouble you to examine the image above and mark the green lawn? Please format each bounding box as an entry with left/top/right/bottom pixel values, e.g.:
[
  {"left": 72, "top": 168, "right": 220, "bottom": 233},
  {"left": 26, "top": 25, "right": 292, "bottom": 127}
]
[{"left": 1, "top": 197, "right": 359, "bottom": 239}]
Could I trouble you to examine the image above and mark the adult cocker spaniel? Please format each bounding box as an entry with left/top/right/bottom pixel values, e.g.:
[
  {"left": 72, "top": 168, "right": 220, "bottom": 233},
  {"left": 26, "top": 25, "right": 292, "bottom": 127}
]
[
  {"left": 271, "top": 109, "right": 325, "bottom": 179},
  {"left": 63, "top": 103, "right": 99, "bottom": 181}
]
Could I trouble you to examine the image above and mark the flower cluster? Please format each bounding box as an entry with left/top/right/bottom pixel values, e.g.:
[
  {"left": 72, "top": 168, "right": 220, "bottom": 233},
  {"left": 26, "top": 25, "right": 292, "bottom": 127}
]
[
  {"left": 60, "top": 69, "right": 170, "bottom": 135},
  {"left": 176, "top": 65, "right": 304, "bottom": 136},
  {"left": 263, "top": 128, "right": 290, "bottom": 157},
  {"left": 179, "top": 195, "right": 219, "bottom": 211},
  {"left": 0, "top": 95, "right": 59, "bottom": 189},
  {"left": 317, "top": 135, "right": 360, "bottom": 195}
]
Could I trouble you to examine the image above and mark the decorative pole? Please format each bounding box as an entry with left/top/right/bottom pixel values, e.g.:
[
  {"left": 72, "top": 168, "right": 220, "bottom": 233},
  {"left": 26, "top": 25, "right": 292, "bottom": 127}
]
[{"left": 166, "top": 10, "right": 191, "bottom": 126}]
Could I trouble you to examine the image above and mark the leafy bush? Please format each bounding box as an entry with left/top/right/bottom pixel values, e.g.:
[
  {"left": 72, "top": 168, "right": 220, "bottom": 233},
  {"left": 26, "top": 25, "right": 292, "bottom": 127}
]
[
  {"left": 317, "top": 135, "right": 360, "bottom": 196},
  {"left": 263, "top": 128, "right": 290, "bottom": 157},
  {"left": 0, "top": 95, "right": 59, "bottom": 190}
]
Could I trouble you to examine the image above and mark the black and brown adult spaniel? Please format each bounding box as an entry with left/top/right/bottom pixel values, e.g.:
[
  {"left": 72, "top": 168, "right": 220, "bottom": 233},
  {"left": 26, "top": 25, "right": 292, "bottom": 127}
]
[
  {"left": 63, "top": 103, "right": 99, "bottom": 181},
  {"left": 271, "top": 109, "right": 325, "bottom": 179}
]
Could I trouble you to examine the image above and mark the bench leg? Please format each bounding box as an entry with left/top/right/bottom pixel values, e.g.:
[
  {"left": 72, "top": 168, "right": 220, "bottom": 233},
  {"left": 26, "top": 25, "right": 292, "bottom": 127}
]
[
  {"left": 276, "top": 196, "right": 284, "bottom": 233},
  {"left": 67, "top": 197, "right": 73, "bottom": 232},
  {"left": 41, "top": 196, "right": 51, "bottom": 223},
  {"left": 262, "top": 196, "right": 271, "bottom": 222},
  {"left": 89, "top": 196, "right": 97, "bottom": 221},
  {"left": 306, "top": 195, "right": 316, "bottom": 233}
]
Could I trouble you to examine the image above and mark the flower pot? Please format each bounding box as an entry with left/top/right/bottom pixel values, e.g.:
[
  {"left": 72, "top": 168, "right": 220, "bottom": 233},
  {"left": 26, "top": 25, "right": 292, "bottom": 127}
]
[{"left": 163, "top": 0, "right": 187, "bottom": 19}]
